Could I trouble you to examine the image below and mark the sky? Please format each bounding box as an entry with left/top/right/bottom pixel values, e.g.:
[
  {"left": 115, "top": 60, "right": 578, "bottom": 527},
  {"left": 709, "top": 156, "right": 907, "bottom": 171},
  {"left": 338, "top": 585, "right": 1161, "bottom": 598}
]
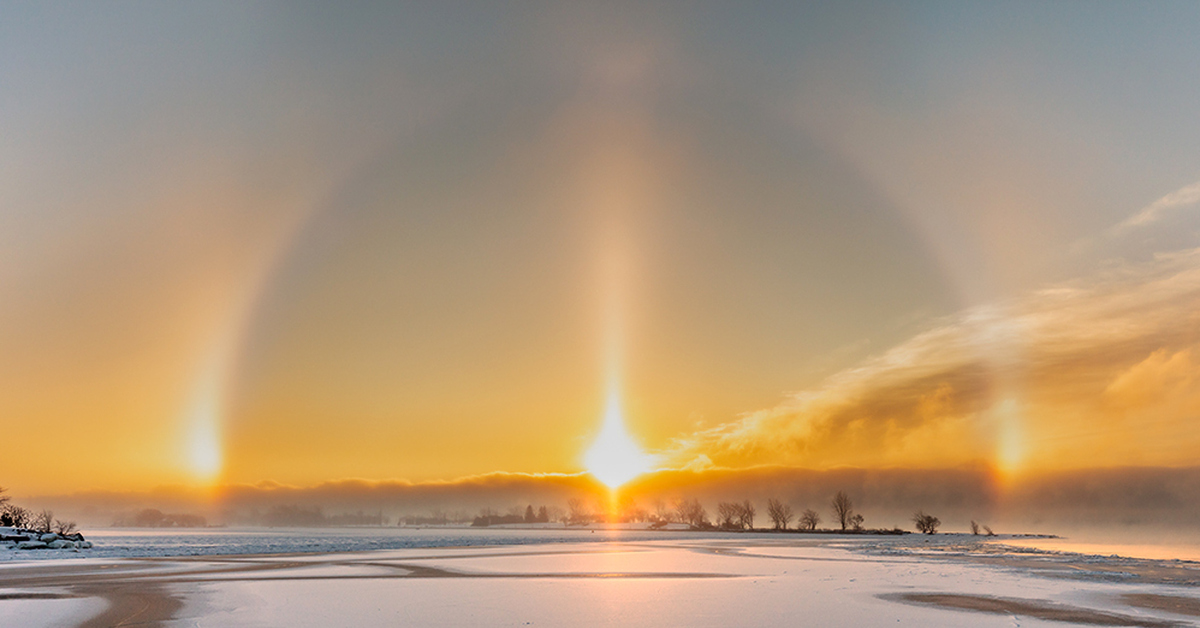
[{"left": 3, "top": 2, "right": 1200, "bottom": 497}]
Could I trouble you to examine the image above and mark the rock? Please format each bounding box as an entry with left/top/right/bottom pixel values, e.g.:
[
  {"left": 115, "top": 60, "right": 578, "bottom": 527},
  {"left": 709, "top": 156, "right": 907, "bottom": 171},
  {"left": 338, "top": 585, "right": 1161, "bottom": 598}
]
[
  {"left": 17, "top": 540, "right": 48, "bottom": 550},
  {"left": 48, "top": 539, "right": 73, "bottom": 549},
  {"left": 39, "top": 533, "right": 59, "bottom": 543}
]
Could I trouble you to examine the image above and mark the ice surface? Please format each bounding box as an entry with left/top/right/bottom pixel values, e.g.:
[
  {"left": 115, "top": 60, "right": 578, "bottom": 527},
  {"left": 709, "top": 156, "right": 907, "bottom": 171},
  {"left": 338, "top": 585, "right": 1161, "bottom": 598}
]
[
  {"left": 1000, "top": 537, "right": 1200, "bottom": 563},
  {"left": 0, "top": 591, "right": 106, "bottom": 628},
  {"left": 4, "top": 531, "right": 1200, "bottom": 627},
  {"left": 170, "top": 540, "right": 1195, "bottom": 627},
  {"left": 0, "top": 526, "right": 736, "bottom": 562}
]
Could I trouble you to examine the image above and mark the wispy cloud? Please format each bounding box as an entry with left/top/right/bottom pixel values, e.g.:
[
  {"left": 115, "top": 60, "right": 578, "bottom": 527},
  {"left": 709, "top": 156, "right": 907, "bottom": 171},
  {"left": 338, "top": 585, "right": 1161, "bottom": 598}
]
[
  {"left": 659, "top": 249, "right": 1200, "bottom": 472},
  {"left": 1116, "top": 180, "right": 1200, "bottom": 230}
]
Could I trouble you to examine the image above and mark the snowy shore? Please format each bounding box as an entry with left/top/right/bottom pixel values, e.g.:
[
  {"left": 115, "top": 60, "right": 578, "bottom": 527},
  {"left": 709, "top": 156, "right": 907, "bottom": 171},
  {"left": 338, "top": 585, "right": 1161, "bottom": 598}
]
[
  {"left": 4, "top": 530, "right": 1200, "bottom": 627},
  {"left": 0, "top": 526, "right": 92, "bottom": 553},
  {"left": 0, "top": 526, "right": 723, "bottom": 561}
]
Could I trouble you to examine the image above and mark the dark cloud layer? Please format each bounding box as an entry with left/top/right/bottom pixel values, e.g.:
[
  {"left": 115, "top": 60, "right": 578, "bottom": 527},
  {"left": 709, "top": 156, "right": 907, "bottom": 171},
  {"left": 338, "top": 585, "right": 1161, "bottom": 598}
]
[{"left": 29, "top": 465, "right": 1200, "bottom": 537}]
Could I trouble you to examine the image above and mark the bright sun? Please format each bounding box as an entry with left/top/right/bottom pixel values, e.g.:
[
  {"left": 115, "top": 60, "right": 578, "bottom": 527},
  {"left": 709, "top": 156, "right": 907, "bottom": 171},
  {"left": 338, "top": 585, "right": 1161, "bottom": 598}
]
[
  {"left": 185, "top": 390, "right": 222, "bottom": 483},
  {"left": 584, "top": 389, "right": 654, "bottom": 489}
]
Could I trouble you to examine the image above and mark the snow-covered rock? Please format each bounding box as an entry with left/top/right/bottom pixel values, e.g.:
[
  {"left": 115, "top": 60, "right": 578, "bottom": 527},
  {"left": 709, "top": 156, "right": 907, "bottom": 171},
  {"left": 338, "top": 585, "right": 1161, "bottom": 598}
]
[{"left": 1, "top": 527, "right": 90, "bottom": 550}]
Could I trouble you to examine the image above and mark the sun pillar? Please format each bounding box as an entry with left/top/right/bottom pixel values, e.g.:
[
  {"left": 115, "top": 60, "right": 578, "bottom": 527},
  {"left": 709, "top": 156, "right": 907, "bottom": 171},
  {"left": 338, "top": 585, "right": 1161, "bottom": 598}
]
[
  {"left": 181, "top": 344, "right": 229, "bottom": 485},
  {"left": 585, "top": 387, "right": 653, "bottom": 491}
]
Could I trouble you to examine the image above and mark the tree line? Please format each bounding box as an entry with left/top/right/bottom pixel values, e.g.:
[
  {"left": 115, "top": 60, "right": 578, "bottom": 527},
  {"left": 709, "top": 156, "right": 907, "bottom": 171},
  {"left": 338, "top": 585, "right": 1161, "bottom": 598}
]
[
  {"left": 608, "top": 490, "right": 996, "bottom": 535},
  {"left": 472, "top": 504, "right": 557, "bottom": 527},
  {"left": 374, "top": 493, "right": 988, "bottom": 534},
  {"left": 113, "top": 508, "right": 207, "bottom": 528},
  {"left": 0, "top": 487, "right": 77, "bottom": 535}
]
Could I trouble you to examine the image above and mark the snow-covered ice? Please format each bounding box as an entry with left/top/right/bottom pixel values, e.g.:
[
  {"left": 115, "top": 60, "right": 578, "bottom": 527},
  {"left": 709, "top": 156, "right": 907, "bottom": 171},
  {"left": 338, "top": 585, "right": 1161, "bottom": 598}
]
[
  {"left": 0, "top": 591, "right": 106, "bottom": 628},
  {"left": 3, "top": 530, "right": 1200, "bottom": 626},
  {"left": 0, "top": 526, "right": 714, "bottom": 561}
]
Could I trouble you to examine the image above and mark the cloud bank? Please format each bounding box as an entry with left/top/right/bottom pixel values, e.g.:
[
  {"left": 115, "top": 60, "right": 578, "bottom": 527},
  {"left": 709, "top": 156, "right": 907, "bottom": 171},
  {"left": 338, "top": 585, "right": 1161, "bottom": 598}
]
[
  {"left": 660, "top": 248, "right": 1200, "bottom": 472},
  {"left": 32, "top": 466, "right": 1200, "bottom": 536}
]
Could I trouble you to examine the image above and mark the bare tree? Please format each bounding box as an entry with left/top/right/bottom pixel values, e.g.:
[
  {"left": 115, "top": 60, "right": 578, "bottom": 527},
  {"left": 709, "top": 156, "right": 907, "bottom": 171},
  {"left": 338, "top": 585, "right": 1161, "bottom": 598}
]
[
  {"left": 618, "top": 497, "right": 648, "bottom": 523},
  {"left": 0, "top": 488, "right": 13, "bottom": 529},
  {"left": 567, "top": 498, "right": 592, "bottom": 524},
  {"left": 849, "top": 513, "right": 864, "bottom": 531},
  {"left": 799, "top": 509, "right": 820, "bottom": 531},
  {"left": 766, "top": 498, "right": 794, "bottom": 530},
  {"left": 653, "top": 499, "right": 672, "bottom": 523},
  {"left": 33, "top": 509, "right": 54, "bottom": 533},
  {"left": 968, "top": 520, "right": 995, "bottom": 536},
  {"left": 831, "top": 491, "right": 853, "bottom": 531},
  {"left": 672, "top": 498, "right": 688, "bottom": 524},
  {"left": 716, "top": 502, "right": 758, "bottom": 530},
  {"left": 912, "top": 510, "right": 940, "bottom": 534},
  {"left": 716, "top": 502, "right": 733, "bottom": 528},
  {"left": 738, "top": 500, "right": 756, "bottom": 530},
  {"left": 676, "top": 499, "right": 708, "bottom": 528},
  {"left": 1, "top": 505, "right": 32, "bottom": 528},
  {"left": 717, "top": 502, "right": 740, "bottom": 529},
  {"left": 53, "top": 519, "right": 77, "bottom": 535}
]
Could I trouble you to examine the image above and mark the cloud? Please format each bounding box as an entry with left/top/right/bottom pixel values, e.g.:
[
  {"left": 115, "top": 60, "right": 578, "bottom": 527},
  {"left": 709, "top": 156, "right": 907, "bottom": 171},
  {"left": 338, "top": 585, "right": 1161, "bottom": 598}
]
[
  {"left": 659, "top": 248, "right": 1200, "bottom": 472},
  {"left": 1117, "top": 179, "right": 1200, "bottom": 230},
  {"left": 1104, "top": 348, "right": 1199, "bottom": 409}
]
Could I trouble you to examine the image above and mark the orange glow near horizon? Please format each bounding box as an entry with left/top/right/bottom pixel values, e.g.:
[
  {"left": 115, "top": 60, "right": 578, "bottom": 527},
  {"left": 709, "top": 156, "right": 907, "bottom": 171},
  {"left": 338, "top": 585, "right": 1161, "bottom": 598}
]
[
  {"left": 993, "top": 397, "right": 1025, "bottom": 476},
  {"left": 584, "top": 388, "right": 655, "bottom": 489},
  {"left": 7, "top": 6, "right": 1200, "bottom": 500},
  {"left": 181, "top": 346, "right": 232, "bottom": 485}
]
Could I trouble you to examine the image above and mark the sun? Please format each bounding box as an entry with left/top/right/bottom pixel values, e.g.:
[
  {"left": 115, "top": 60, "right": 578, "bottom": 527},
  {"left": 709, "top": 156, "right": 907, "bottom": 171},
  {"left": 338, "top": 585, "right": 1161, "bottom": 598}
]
[
  {"left": 187, "top": 413, "right": 222, "bottom": 482},
  {"left": 184, "top": 387, "right": 223, "bottom": 483},
  {"left": 584, "top": 389, "right": 654, "bottom": 489}
]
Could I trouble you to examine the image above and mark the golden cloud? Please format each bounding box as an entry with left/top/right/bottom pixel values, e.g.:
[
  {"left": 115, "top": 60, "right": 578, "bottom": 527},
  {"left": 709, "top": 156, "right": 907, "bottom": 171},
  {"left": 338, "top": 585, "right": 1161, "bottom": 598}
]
[{"left": 660, "top": 249, "right": 1200, "bottom": 472}]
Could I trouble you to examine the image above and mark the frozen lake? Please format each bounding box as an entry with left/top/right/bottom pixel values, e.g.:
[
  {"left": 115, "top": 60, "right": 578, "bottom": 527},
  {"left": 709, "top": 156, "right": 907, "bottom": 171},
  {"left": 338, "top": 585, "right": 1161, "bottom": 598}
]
[
  {"left": 5, "top": 530, "right": 1200, "bottom": 626},
  {"left": 2, "top": 526, "right": 759, "bottom": 561}
]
